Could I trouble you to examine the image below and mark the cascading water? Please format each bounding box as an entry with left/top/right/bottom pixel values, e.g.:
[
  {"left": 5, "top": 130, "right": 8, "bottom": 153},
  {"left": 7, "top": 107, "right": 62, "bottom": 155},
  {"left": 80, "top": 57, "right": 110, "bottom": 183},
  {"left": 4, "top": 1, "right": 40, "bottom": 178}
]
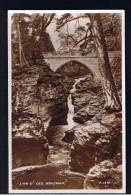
[
  {"left": 44, "top": 118, "right": 51, "bottom": 130},
  {"left": 13, "top": 77, "right": 88, "bottom": 189},
  {"left": 67, "top": 76, "right": 87, "bottom": 128}
]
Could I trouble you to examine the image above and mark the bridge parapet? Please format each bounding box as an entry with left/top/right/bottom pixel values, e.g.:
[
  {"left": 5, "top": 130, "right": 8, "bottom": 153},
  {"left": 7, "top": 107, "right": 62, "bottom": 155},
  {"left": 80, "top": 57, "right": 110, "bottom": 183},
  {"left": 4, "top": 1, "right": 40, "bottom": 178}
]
[
  {"left": 43, "top": 51, "right": 121, "bottom": 59},
  {"left": 43, "top": 51, "right": 121, "bottom": 77}
]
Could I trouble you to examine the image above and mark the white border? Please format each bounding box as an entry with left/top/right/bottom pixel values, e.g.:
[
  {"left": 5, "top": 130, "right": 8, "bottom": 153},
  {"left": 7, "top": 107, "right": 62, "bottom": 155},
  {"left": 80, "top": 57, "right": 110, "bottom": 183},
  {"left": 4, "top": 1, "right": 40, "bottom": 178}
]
[{"left": 8, "top": 10, "right": 126, "bottom": 194}]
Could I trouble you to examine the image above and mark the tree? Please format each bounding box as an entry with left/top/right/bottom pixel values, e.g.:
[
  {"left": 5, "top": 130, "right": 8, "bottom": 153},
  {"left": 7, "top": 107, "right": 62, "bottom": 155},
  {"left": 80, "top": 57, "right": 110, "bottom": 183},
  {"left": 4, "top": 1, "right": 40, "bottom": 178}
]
[
  {"left": 100, "top": 13, "right": 122, "bottom": 51},
  {"left": 56, "top": 13, "right": 94, "bottom": 53},
  {"left": 89, "top": 14, "right": 121, "bottom": 112},
  {"left": 12, "top": 13, "right": 55, "bottom": 65},
  {"left": 56, "top": 13, "right": 121, "bottom": 52},
  {"left": 56, "top": 13, "right": 122, "bottom": 112}
]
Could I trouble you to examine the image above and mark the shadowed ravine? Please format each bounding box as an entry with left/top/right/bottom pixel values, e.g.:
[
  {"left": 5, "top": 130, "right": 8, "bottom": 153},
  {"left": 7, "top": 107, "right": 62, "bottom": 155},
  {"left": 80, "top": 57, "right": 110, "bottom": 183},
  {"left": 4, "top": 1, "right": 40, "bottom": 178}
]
[
  {"left": 12, "top": 74, "right": 122, "bottom": 190},
  {"left": 12, "top": 125, "right": 85, "bottom": 189},
  {"left": 12, "top": 132, "right": 85, "bottom": 189},
  {"left": 12, "top": 77, "right": 87, "bottom": 189}
]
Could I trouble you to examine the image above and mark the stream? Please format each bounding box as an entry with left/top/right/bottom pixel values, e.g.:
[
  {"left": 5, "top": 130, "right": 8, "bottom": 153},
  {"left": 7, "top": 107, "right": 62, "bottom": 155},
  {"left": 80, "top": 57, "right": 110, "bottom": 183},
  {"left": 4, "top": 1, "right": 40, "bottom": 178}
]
[
  {"left": 12, "top": 76, "right": 87, "bottom": 189},
  {"left": 67, "top": 76, "right": 88, "bottom": 128}
]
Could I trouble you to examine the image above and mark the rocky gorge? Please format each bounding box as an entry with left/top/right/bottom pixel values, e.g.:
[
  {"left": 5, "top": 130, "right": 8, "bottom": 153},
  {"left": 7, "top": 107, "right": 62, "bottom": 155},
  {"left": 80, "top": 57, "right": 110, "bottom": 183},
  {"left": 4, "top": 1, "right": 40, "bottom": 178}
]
[
  {"left": 12, "top": 58, "right": 122, "bottom": 190},
  {"left": 63, "top": 75, "right": 122, "bottom": 189}
]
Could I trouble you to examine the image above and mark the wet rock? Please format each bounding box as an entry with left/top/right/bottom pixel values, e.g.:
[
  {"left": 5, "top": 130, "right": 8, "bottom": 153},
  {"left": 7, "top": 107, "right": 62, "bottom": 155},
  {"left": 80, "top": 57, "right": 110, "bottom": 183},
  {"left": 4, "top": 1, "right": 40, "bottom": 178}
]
[{"left": 84, "top": 155, "right": 122, "bottom": 189}]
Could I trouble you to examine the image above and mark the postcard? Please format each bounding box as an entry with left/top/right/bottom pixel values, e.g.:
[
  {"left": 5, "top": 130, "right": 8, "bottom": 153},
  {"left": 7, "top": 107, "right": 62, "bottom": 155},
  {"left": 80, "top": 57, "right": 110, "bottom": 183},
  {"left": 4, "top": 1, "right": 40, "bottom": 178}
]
[{"left": 8, "top": 10, "right": 125, "bottom": 193}]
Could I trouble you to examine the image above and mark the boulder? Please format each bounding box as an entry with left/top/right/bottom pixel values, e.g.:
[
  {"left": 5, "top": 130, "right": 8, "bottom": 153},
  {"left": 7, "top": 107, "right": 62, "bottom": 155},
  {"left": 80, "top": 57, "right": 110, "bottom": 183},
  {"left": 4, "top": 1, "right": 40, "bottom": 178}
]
[
  {"left": 73, "top": 108, "right": 94, "bottom": 124},
  {"left": 94, "top": 112, "right": 122, "bottom": 162},
  {"left": 12, "top": 136, "right": 49, "bottom": 169},
  {"left": 62, "top": 129, "right": 75, "bottom": 144},
  {"left": 101, "top": 112, "right": 122, "bottom": 128},
  {"left": 69, "top": 114, "right": 122, "bottom": 173},
  {"left": 69, "top": 122, "right": 110, "bottom": 173}
]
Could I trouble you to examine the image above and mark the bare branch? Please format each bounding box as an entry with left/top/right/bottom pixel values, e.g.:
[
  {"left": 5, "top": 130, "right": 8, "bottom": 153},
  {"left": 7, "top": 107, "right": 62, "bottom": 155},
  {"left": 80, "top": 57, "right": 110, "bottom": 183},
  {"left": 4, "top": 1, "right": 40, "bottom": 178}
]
[
  {"left": 67, "top": 34, "right": 77, "bottom": 44},
  {"left": 44, "top": 14, "right": 55, "bottom": 29},
  {"left": 72, "top": 26, "right": 92, "bottom": 48},
  {"left": 57, "top": 15, "right": 88, "bottom": 29}
]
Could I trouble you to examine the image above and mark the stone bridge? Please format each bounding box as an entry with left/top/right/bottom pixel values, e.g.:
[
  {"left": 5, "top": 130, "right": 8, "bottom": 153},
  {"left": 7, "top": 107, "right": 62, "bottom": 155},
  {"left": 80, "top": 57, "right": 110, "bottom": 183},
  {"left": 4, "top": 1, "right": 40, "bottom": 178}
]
[{"left": 43, "top": 51, "right": 120, "bottom": 77}]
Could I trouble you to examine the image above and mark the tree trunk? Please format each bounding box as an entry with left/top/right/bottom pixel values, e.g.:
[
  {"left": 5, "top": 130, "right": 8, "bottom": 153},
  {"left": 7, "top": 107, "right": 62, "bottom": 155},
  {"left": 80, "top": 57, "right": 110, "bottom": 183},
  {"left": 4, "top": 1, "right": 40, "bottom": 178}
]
[{"left": 91, "top": 14, "right": 122, "bottom": 112}]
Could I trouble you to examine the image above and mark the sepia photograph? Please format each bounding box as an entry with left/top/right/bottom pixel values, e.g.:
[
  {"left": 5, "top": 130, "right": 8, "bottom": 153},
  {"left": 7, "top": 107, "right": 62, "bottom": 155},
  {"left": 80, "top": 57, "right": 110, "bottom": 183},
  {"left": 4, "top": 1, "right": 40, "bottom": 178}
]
[{"left": 8, "top": 10, "right": 125, "bottom": 193}]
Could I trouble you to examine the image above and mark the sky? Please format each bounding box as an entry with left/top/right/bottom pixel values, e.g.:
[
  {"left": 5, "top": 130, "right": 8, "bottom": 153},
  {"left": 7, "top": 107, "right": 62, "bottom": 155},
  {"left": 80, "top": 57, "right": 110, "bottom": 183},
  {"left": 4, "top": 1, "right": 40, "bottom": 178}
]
[
  {"left": 10, "top": 11, "right": 89, "bottom": 51},
  {"left": 46, "top": 21, "right": 60, "bottom": 50},
  {"left": 10, "top": 10, "right": 123, "bottom": 51},
  {"left": 47, "top": 14, "right": 88, "bottom": 51}
]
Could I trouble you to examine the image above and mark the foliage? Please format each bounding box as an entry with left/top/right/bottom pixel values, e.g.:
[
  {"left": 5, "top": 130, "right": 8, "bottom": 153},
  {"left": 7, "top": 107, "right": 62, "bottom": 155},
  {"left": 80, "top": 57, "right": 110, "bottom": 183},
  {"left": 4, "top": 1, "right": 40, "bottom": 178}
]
[
  {"left": 12, "top": 13, "right": 55, "bottom": 65},
  {"left": 56, "top": 13, "right": 121, "bottom": 53}
]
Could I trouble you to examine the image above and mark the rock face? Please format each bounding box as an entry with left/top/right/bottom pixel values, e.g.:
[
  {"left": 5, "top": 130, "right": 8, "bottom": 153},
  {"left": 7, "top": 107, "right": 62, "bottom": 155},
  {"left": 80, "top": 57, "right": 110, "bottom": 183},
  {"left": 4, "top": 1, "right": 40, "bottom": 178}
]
[
  {"left": 12, "top": 136, "right": 49, "bottom": 169},
  {"left": 62, "top": 75, "right": 122, "bottom": 189},
  {"left": 95, "top": 113, "right": 122, "bottom": 163},
  {"left": 72, "top": 78, "right": 105, "bottom": 121},
  {"left": 12, "top": 56, "right": 122, "bottom": 189},
  {"left": 69, "top": 122, "right": 109, "bottom": 173},
  {"left": 12, "top": 62, "right": 73, "bottom": 137},
  {"left": 73, "top": 108, "right": 94, "bottom": 123},
  {"left": 12, "top": 65, "right": 42, "bottom": 136},
  {"left": 66, "top": 112, "right": 122, "bottom": 188},
  {"left": 37, "top": 72, "right": 69, "bottom": 127}
]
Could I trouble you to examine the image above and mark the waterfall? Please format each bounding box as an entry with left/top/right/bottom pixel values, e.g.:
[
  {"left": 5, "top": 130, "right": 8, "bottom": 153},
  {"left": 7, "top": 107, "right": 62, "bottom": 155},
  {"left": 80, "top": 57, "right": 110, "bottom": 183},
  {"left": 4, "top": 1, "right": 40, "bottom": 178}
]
[
  {"left": 67, "top": 94, "right": 76, "bottom": 128},
  {"left": 67, "top": 76, "right": 87, "bottom": 128},
  {"left": 44, "top": 118, "right": 51, "bottom": 130}
]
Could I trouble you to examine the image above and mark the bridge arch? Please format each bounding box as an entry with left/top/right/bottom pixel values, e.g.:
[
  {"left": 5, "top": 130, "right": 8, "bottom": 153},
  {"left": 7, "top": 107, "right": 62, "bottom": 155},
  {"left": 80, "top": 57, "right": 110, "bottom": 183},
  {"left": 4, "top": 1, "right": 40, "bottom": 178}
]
[
  {"left": 44, "top": 51, "right": 120, "bottom": 78},
  {"left": 45, "top": 57, "right": 101, "bottom": 77},
  {"left": 55, "top": 60, "right": 94, "bottom": 77}
]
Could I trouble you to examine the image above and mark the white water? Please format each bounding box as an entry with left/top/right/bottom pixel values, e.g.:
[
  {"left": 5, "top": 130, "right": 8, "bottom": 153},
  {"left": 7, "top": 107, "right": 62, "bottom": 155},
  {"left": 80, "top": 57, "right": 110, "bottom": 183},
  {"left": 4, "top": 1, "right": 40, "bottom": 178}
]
[
  {"left": 67, "top": 76, "right": 87, "bottom": 128},
  {"left": 44, "top": 118, "right": 51, "bottom": 130}
]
